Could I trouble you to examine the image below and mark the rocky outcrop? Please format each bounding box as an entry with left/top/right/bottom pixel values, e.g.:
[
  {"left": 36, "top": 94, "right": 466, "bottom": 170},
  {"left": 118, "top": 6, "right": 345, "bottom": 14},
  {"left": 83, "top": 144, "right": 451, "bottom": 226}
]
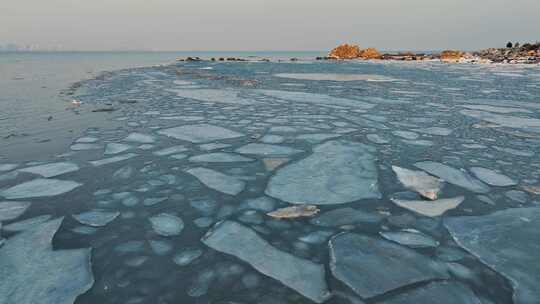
[
  {"left": 474, "top": 43, "right": 540, "bottom": 64},
  {"left": 328, "top": 44, "right": 362, "bottom": 59},
  {"left": 328, "top": 44, "right": 382, "bottom": 60},
  {"left": 359, "top": 48, "right": 382, "bottom": 59},
  {"left": 440, "top": 50, "right": 465, "bottom": 61}
]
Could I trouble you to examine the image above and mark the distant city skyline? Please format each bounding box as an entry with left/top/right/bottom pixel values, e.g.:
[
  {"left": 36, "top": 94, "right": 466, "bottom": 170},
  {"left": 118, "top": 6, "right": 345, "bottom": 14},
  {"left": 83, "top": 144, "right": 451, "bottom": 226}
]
[{"left": 2, "top": 0, "right": 539, "bottom": 52}]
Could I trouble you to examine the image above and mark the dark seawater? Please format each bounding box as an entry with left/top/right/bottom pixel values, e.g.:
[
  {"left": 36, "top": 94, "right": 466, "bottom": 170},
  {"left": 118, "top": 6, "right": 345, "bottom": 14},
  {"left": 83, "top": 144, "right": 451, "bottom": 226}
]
[{"left": 0, "top": 56, "right": 539, "bottom": 304}]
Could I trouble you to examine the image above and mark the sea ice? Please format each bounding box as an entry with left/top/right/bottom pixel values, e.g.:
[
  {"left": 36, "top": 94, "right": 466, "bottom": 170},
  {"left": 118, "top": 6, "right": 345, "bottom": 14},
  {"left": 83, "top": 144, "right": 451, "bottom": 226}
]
[
  {"left": 414, "top": 161, "right": 489, "bottom": 193},
  {"left": 104, "top": 143, "right": 132, "bottom": 155},
  {"left": 202, "top": 221, "right": 331, "bottom": 303},
  {"left": 19, "top": 162, "right": 79, "bottom": 178},
  {"left": 0, "top": 164, "right": 18, "bottom": 172},
  {"left": 310, "top": 207, "right": 383, "bottom": 226},
  {"left": 186, "top": 167, "right": 245, "bottom": 195},
  {"left": 329, "top": 233, "right": 448, "bottom": 299},
  {"left": 3, "top": 215, "right": 53, "bottom": 232},
  {"left": 1, "top": 178, "right": 82, "bottom": 199},
  {"left": 257, "top": 89, "right": 374, "bottom": 109},
  {"left": 380, "top": 229, "right": 439, "bottom": 248},
  {"left": 89, "top": 153, "right": 138, "bottom": 166},
  {"left": 173, "top": 249, "right": 204, "bottom": 266},
  {"left": 0, "top": 201, "right": 31, "bottom": 221},
  {"left": 149, "top": 213, "right": 184, "bottom": 236},
  {"left": 173, "top": 89, "right": 253, "bottom": 105},
  {"left": 469, "top": 167, "right": 517, "bottom": 186},
  {"left": 70, "top": 143, "right": 101, "bottom": 151},
  {"left": 260, "top": 135, "right": 285, "bottom": 144},
  {"left": 188, "top": 153, "right": 254, "bottom": 163},
  {"left": 296, "top": 133, "right": 341, "bottom": 143},
  {"left": 0, "top": 218, "right": 93, "bottom": 304},
  {"left": 266, "top": 140, "right": 380, "bottom": 205},
  {"left": 235, "top": 143, "right": 303, "bottom": 156},
  {"left": 391, "top": 196, "right": 465, "bottom": 217},
  {"left": 411, "top": 127, "right": 453, "bottom": 136},
  {"left": 157, "top": 124, "right": 244, "bottom": 143},
  {"left": 383, "top": 281, "right": 482, "bottom": 304},
  {"left": 445, "top": 207, "right": 540, "bottom": 304},
  {"left": 124, "top": 132, "right": 155, "bottom": 143},
  {"left": 72, "top": 210, "right": 120, "bottom": 227},
  {"left": 392, "top": 166, "right": 443, "bottom": 200},
  {"left": 153, "top": 145, "right": 188, "bottom": 156}
]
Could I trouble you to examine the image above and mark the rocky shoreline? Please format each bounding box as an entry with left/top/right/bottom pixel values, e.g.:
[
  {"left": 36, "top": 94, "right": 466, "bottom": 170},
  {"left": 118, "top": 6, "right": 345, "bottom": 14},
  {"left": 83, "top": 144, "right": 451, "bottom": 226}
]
[
  {"left": 322, "top": 43, "right": 540, "bottom": 64},
  {"left": 176, "top": 42, "right": 540, "bottom": 65}
]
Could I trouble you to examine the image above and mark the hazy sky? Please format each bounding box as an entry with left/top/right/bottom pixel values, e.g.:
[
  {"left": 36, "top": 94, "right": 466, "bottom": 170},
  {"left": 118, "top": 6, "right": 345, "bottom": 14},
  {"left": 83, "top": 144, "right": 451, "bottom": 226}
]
[{"left": 2, "top": 0, "right": 539, "bottom": 51}]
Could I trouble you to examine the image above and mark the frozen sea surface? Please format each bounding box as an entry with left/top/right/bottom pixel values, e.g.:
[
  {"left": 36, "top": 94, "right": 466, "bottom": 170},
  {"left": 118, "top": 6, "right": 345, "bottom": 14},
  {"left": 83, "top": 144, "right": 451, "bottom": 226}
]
[{"left": 0, "top": 59, "right": 539, "bottom": 304}]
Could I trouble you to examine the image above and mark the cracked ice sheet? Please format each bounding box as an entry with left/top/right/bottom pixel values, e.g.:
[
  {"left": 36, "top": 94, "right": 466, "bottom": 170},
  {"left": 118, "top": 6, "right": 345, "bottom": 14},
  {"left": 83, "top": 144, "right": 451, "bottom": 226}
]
[
  {"left": 171, "top": 89, "right": 255, "bottom": 105},
  {"left": 157, "top": 124, "right": 244, "bottom": 143},
  {"left": 266, "top": 140, "right": 380, "bottom": 205},
  {"left": 257, "top": 89, "right": 374, "bottom": 109}
]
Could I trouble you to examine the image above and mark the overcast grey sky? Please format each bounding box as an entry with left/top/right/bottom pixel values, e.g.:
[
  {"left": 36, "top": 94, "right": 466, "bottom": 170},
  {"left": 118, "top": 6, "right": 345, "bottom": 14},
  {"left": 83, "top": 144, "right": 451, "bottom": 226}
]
[{"left": 1, "top": 0, "right": 538, "bottom": 51}]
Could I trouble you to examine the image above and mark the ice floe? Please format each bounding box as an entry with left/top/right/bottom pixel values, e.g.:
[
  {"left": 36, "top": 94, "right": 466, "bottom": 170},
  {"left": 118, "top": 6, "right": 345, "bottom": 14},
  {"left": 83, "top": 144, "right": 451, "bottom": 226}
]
[
  {"left": 469, "top": 167, "right": 517, "bottom": 186},
  {"left": 311, "top": 207, "right": 383, "bottom": 226},
  {"left": 266, "top": 140, "right": 380, "bottom": 205},
  {"left": 414, "top": 161, "right": 489, "bottom": 193},
  {"left": 0, "top": 201, "right": 31, "bottom": 221},
  {"left": 1, "top": 178, "right": 82, "bottom": 199},
  {"left": 89, "top": 153, "right": 138, "bottom": 166},
  {"left": 257, "top": 89, "right": 374, "bottom": 109},
  {"left": 0, "top": 218, "right": 93, "bottom": 304},
  {"left": 149, "top": 213, "right": 184, "bottom": 236},
  {"left": 445, "top": 207, "right": 540, "bottom": 304},
  {"left": 392, "top": 166, "right": 443, "bottom": 200},
  {"left": 73, "top": 210, "right": 120, "bottom": 227},
  {"left": 188, "top": 153, "right": 254, "bottom": 163},
  {"left": 104, "top": 143, "right": 132, "bottom": 155},
  {"left": 202, "top": 221, "right": 330, "bottom": 303},
  {"left": 157, "top": 124, "right": 244, "bottom": 143},
  {"left": 186, "top": 167, "right": 245, "bottom": 195},
  {"left": 391, "top": 196, "right": 465, "bottom": 217},
  {"left": 383, "top": 281, "right": 482, "bottom": 304},
  {"left": 124, "top": 132, "right": 155, "bottom": 144},
  {"left": 235, "top": 143, "right": 303, "bottom": 156},
  {"left": 153, "top": 145, "right": 188, "bottom": 156},
  {"left": 329, "top": 233, "right": 448, "bottom": 299},
  {"left": 2, "top": 215, "right": 53, "bottom": 232},
  {"left": 19, "top": 162, "right": 79, "bottom": 178},
  {"left": 380, "top": 229, "right": 439, "bottom": 248},
  {"left": 172, "top": 89, "right": 254, "bottom": 105}
]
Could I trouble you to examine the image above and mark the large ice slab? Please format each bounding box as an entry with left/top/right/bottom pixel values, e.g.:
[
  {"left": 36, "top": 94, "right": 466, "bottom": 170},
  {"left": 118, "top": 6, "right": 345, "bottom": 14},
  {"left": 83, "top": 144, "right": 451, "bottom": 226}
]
[
  {"left": 0, "top": 218, "right": 93, "bottom": 304},
  {"left": 414, "top": 161, "right": 489, "bottom": 193},
  {"left": 19, "top": 162, "right": 79, "bottom": 178},
  {"left": 124, "top": 132, "right": 155, "bottom": 143},
  {"left": 329, "top": 233, "right": 448, "bottom": 299},
  {"left": 0, "top": 201, "right": 31, "bottom": 221},
  {"left": 157, "top": 124, "right": 244, "bottom": 143},
  {"left": 104, "top": 143, "right": 132, "bottom": 155},
  {"left": 186, "top": 167, "right": 245, "bottom": 195},
  {"left": 1, "top": 178, "right": 82, "bottom": 199},
  {"left": 469, "top": 167, "right": 517, "bottom": 186},
  {"left": 266, "top": 140, "right": 380, "bottom": 205},
  {"left": 235, "top": 143, "right": 303, "bottom": 156},
  {"left": 444, "top": 207, "right": 540, "bottom": 304},
  {"left": 383, "top": 281, "right": 482, "bottom": 304},
  {"left": 202, "top": 221, "right": 330, "bottom": 303},
  {"left": 257, "top": 89, "right": 374, "bottom": 109},
  {"left": 460, "top": 109, "right": 540, "bottom": 130}
]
